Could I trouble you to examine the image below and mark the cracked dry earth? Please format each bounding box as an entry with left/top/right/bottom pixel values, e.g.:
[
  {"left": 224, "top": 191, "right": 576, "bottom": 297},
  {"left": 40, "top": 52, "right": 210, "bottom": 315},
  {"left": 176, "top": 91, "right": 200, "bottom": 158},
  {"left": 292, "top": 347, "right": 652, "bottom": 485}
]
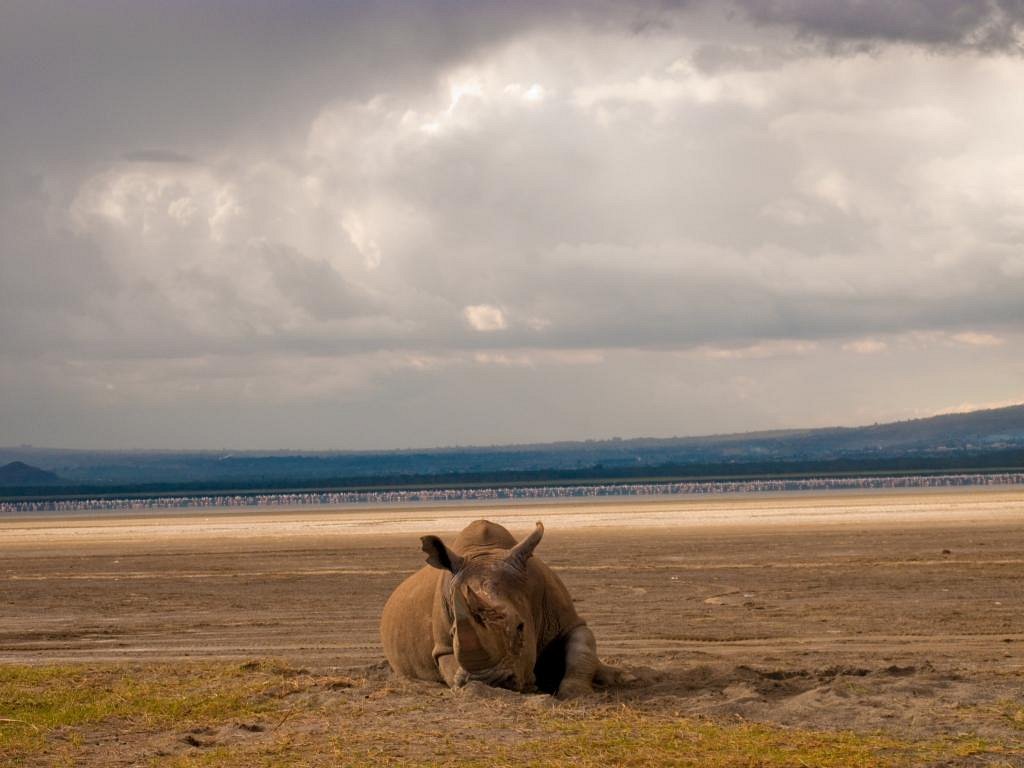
[{"left": 2, "top": 489, "right": 1023, "bottom": 766}]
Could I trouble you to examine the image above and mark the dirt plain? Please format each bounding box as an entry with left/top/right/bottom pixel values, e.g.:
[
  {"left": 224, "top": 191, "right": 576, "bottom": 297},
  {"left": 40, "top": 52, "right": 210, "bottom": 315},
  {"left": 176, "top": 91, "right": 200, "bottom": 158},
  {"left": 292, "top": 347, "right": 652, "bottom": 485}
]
[{"left": 2, "top": 488, "right": 1023, "bottom": 766}]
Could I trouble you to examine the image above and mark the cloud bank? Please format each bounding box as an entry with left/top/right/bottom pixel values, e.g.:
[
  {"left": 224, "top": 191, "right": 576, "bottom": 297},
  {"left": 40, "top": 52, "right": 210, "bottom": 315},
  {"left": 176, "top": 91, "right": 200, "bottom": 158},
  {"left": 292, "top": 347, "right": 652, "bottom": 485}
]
[{"left": 1, "top": 1, "right": 1022, "bottom": 448}]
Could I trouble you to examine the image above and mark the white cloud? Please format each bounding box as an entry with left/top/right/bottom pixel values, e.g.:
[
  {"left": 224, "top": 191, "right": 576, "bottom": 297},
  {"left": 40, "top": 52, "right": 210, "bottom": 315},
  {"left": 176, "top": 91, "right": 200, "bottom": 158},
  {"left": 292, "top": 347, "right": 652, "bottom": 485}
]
[
  {"left": 695, "top": 340, "right": 819, "bottom": 360},
  {"left": 341, "top": 211, "right": 383, "bottom": 270},
  {"left": 166, "top": 196, "right": 198, "bottom": 226},
  {"left": 843, "top": 338, "right": 888, "bottom": 354},
  {"left": 759, "top": 198, "right": 818, "bottom": 227},
  {"left": 523, "top": 83, "right": 545, "bottom": 102},
  {"left": 463, "top": 304, "right": 507, "bottom": 332},
  {"left": 474, "top": 351, "right": 534, "bottom": 367},
  {"left": 473, "top": 349, "right": 603, "bottom": 367},
  {"left": 951, "top": 332, "right": 1004, "bottom": 347},
  {"left": 936, "top": 397, "right": 1024, "bottom": 415}
]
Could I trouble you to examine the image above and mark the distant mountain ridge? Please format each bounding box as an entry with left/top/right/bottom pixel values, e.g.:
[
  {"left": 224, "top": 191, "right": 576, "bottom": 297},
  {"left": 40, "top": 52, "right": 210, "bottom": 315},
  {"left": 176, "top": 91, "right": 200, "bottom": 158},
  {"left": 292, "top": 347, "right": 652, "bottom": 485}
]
[
  {"left": 2, "top": 404, "right": 1023, "bottom": 490},
  {"left": 0, "top": 461, "right": 61, "bottom": 486}
]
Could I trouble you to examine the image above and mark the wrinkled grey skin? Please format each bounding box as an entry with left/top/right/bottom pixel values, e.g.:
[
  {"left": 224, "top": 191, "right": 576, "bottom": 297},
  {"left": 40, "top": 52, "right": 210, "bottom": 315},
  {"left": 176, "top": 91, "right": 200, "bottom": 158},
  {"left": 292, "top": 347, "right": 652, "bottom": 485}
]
[{"left": 380, "top": 519, "right": 621, "bottom": 698}]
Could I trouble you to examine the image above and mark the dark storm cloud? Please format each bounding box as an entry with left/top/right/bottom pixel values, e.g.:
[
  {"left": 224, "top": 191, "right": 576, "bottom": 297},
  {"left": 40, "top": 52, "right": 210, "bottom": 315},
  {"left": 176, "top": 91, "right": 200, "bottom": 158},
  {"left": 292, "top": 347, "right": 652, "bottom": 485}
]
[
  {"left": 735, "top": 0, "right": 1024, "bottom": 51},
  {"left": 257, "top": 242, "right": 378, "bottom": 322},
  {"left": 0, "top": 0, "right": 603, "bottom": 173},
  {"left": 121, "top": 150, "right": 197, "bottom": 164}
]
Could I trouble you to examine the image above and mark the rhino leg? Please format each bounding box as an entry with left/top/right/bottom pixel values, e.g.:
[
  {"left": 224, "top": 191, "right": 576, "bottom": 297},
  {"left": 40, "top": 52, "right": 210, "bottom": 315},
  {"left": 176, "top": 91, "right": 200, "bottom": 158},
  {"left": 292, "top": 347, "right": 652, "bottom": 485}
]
[
  {"left": 556, "top": 625, "right": 599, "bottom": 699},
  {"left": 594, "top": 660, "right": 637, "bottom": 687},
  {"left": 437, "top": 653, "right": 467, "bottom": 688}
]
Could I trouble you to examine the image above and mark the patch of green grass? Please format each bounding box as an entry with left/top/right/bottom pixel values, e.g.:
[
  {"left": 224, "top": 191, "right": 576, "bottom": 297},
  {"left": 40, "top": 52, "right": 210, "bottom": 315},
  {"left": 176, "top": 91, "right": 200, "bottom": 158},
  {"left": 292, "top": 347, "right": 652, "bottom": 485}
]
[
  {"left": 1006, "top": 703, "right": 1024, "bottom": 731},
  {"left": 0, "top": 661, "right": 290, "bottom": 763},
  {"left": 322, "top": 709, "right": 1005, "bottom": 768},
  {"left": 529, "top": 712, "right": 909, "bottom": 767},
  {"left": 2, "top": 663, "right": 1021, "bottom": 768}
]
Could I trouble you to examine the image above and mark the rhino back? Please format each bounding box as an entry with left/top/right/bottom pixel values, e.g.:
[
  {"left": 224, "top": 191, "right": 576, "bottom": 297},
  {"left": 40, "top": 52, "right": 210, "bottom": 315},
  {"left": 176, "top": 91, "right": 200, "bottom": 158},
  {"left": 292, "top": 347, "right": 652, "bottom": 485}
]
[
  {"left": 380, "top": 565, "right": 445, "bottom": 682},
  {"left": 453, "top": 519, "right": 517, "bottom": 551}
]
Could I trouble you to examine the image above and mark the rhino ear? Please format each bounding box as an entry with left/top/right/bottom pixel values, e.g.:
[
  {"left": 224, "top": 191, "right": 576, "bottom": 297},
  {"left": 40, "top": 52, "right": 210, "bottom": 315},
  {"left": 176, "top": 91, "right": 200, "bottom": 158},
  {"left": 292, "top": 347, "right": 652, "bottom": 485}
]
[{"left": 421, "top": 535, "right": 465, "bottom": 573}]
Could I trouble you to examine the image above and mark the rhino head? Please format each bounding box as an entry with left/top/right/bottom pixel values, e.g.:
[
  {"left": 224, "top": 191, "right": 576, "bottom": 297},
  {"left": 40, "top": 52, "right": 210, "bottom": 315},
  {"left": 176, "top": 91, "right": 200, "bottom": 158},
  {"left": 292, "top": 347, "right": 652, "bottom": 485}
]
[{"left": 420, "top": 522, "right": 544, "bottom": 692}]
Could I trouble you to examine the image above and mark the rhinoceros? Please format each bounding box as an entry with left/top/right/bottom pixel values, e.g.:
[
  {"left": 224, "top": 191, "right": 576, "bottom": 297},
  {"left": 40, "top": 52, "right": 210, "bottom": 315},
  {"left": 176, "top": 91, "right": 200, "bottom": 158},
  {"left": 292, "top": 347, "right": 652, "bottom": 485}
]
[{"left": 380, "top": 519, "right": 620, "bottom": 697}]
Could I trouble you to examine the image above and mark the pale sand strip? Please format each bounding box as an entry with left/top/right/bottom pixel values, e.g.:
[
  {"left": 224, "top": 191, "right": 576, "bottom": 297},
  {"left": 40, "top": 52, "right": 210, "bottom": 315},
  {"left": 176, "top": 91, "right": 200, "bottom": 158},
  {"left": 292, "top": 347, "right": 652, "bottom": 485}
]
[{"left": 2, "top": 488, "right": 1022, "bottom": 546}]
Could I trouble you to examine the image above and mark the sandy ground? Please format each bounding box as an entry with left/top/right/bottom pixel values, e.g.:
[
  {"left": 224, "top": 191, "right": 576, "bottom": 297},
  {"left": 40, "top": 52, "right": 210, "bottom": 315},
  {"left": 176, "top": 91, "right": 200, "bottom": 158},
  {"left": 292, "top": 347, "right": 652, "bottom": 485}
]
[{"left": 3, "top": 488, "right": 1024, "bottom": 764}]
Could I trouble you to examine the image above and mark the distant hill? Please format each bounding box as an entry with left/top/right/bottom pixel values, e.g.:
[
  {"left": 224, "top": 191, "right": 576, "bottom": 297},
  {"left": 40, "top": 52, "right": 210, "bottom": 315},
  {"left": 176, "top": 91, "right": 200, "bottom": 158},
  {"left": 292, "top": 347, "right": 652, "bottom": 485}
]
[
  {"left": 0, "top": 461, "right": 61, "bottom": 486},
  {"left": 1, "top": 404, "right": 1023, "bottom": 494}
]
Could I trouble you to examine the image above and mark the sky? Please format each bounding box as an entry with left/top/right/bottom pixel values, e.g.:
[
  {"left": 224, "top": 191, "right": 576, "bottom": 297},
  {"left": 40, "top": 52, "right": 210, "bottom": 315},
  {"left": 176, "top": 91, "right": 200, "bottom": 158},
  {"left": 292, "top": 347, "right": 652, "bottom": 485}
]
[{"left": 1, "top": 0, "right": 1023, "bottom": 450}]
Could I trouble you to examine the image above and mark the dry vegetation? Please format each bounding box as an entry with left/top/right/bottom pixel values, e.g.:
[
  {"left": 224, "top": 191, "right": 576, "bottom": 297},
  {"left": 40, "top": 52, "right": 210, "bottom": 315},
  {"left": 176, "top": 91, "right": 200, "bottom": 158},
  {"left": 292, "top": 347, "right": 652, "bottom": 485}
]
[{"left": 3, "top": 661, "right": 1020, "bottom": 767}]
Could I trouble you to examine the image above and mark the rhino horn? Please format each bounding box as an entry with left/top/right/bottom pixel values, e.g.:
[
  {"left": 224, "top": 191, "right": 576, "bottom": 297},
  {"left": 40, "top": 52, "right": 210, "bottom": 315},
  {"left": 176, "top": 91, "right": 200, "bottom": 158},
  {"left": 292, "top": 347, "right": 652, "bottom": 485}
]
[
  {"left": 506, "top": 521, "right": 544, "bottom": 571},
  {"left": 453, "top": 586, "right": 494, "bottom": 672}
]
